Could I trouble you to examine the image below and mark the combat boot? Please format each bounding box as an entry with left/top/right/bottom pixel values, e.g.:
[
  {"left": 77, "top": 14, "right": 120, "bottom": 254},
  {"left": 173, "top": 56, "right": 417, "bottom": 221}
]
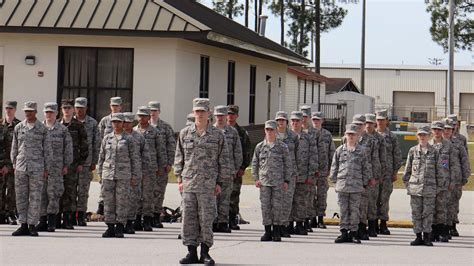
[
  {"left": 272, "top": 225, "right": 281, "bottom": 242},
  {"left": 55, "top": 213, "right": 62, "bottom": 229},
  {"left": 450, "top": 223, "right": 459, "bottom": 237},
  {"left": 0, "top": 213, "right": 6, "bottom": 224},
  {"left": 260, "top": 225, "right": 272, "bottom": 241},
  {"left": 368, "top": 220, "right": 377, "bottom": 237},
  {"left": 410, "top": 233, "right": 423, "bottom": 246},
  {"left": 229, "top": 214, "right": 240, "bottom": 230},
  {"left": 295, "top": 221, "right": 308, "bottom": 235},
  {"left": 431, "top": 224, "right": 439, "bottom": 242},
  {"left": 102, "top": 223, "right": 115, "bottom": 238},
  {"left": 335, "top": 229, "right": 348, "bottom": 243},
  {"left": 133, "top": 215, "right": 143, "bottom": 231},
  {"left": 379, "top": 220, "right": 390, "bottom": 235},
  {"left": 200, "top": 243, "right": 215, "bottom": 265},
  {"left": 96, "top": 201, "right": 104, "bottom": 215},
  {"left": 423, "top": 232, "right": 433, "bottom": 246},
  {"left": 280, "top": 224, "right": 291, "bottom": 238},
  {"left": 29, "top": 224, "right": 39, "bottom": 237},
  {"left": 358, "top": 223, "right": 369, "bottom": 240},
  {"left": 77, "top": 211, "right": 87, "bottom": 226},
  {"left": 179, "top": 245, "right": 199, "bottom": 264},
  {"left": 317, "top": 216, "right": 327, "bottom": 229},
  {"left": 374, "top": 219, "right": 380, "bottom": 234},
  {"left": 71, "top": 212, "right": 77, "bottom": 226},
  {"left": 115, "top": 223, "right": 124, "bottom": 238},
  {"left": 125, "top": 220, "right": 135, "bottom": 234},
  {"left": 218, "top": 223, "right": 231, "bottom": 233},
  {"left": 305, "top": 218, "right": 313, "bottom": 233},
  {"left": 156, "top": 214, "right": 164, "bottom": 228},
  {"left": 143, "top": 216, "right": 153, "bottom": 231},
  {"left": 152, "top": 213, "right": 160, "bottom": 228},
  {"left": 287, "top": 221, "right": 295, "bottom": 235},
  {"left": 349, "top": 231, "right": 361, "bottom": 244},
  {"left": 12, "top": 223, "right": 30, "bottom": 236},
  {"left": 37, "top": 216, "right": 48, "bottom": 232},
  {"left": 8, "top": 214, "right": 18, "bottom": 225},
  {"left": 62, "top": 211, "right": 74, "bottom": 230},
  {"left": 439, "top": 224, "right": 449, "bottom": 242},
  {"left": 310, "top": 217, "right": 318, "bottom": 228},
  {"left": 47, "top": 214, "right": 56, "bottom": 232}
]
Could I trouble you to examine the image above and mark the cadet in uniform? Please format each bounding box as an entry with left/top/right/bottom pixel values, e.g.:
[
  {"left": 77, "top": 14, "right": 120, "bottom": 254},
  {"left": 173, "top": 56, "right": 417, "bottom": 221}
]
[
  {"left": 74, "top": 97, "right": 100, "bottom": 226},
  {"left": 98, "top": 113, "right": 140, "bottom": 238},
  {"left": 175, "top": 98, "right": 228, "bottom": 265},
  {"left": 252, "top": 120, "right": 290, "bottom": 242},
  {"left": 0, "top": 105, "right": 8, "bottom": 224},
  {"left": 213, "top": 105, "right": 242, "bottom": 233},
  {"left": 37, "top": 103, "right": 73, "bottom": 232},
  {"left": 447, "top": 114, "right": 468, "bottom": 154},
  {"left": 403, "top": 125, "right": 442, "bottom": 246},
  {"left": 11, "top": 101, "right": 53, "bottom": 236},
  {"left": 330, "top": 124, "right": 371, "bottom": 244}
]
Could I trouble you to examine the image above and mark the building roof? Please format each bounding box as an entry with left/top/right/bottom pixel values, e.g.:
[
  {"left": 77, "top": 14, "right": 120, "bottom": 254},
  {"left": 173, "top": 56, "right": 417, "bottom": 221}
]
[
  {"left": 321, "top": 64, "right": 474, "bottom": 72},
  {"left": 325, "top": 78, "right": 360, "bottom": 94},
  {"left": 0, "top": 0, "right": 310, "bottom": 66},
  {"left": 287, "top": 66, "right": 328, "bottom": 83}
]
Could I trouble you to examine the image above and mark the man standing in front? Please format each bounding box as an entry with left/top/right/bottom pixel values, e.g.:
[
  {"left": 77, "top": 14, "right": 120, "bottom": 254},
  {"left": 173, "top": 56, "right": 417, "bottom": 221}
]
[{"left": 175, "top": 98, "right": 228, "bottom": 265}]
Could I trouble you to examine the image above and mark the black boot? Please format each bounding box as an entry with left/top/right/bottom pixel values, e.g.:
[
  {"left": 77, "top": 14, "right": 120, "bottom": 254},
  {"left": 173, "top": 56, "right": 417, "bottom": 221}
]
[
  {"left": 310, "top": 217, "right": 318, "bottom": 228},
  {"left": 229, "top": 214, "right": 240, "bottom": 230},
  {"left": 55, "top": 213, "right": 62, "bottom": 229},
  {"left": 62, "top": 211, "right": 74, "bottom": 230},
  {"left": 102, "top": 223, "right": 115, "bottom": 238},
  {"left": 379, "top": 220, "right": 390, "bottom": 235},
  {"left": 47, "top": 214, "right": 56, "bottom": 232},
  {"left": 451, "top": 223, "right": 459, "bottom": 237},
  {"left": 115, "top": 223, "right": 124, "bottom": 238},
  {"left": 410, "top": 233, "right": 423, "bottom": 246},
  {"left": 0, "top": 213, "right": 6, "bottom": 224},
  {"left": 272, "top": 225, "right": 281, "bottom": 242},
  {"left": 423, "top": 232, "right": 433, "bottom": 246},
  {"left": 133, "top": 215, "right": 143, "bottom": 231},
  {"left": 71, "top": 212, "right": 77, "bottom": 226},
  {"left": 212, "top": 223, "right": 218, "bottom": 232},
  {"left": 317, "top": 216, "right": 327, "bottom": 229},
  {"left": 125, "top": 220, "right": 135, "bottom": 234},
  {"left": 77, "top": 211, "right": 87, "bottom": 226},
  {"left": 37, "top": 216, "right": 48, "bottom": 232},
  {"left": 96, "top": 201, "right": 104, "bottom": 215},
  {"left": 152, "top": 213, "right": 159, "bottom": 228},
  {"left": 295, "top": 221, "right": 308, "bottom": 235},
  {"left": 156, "top": 214, "right": 163, "bottom": 228},
  {"left": 305, "top": 219, "right": 313, "bottom": 232},
  {"left": 180, "top": 245, "right": 199, "bottom": 264},
  {"left": 287, "top": 221, "right": 295, "bottom": 235},
  {"left": 281, "top": 224, "right": 291, "bottom": 238},
  {"left": 375, "top": 218, "right": 380, "bottom": 234},
  {"left": 29, "top": 224, "right": 39, "bottom": 237},
  {"left": 143, "top": 216, "right": 153, "bottom": 232},
  {"left": 199, "top": 243, "right": 215, "bottom": 265},
  {"left": 12, "top": 223, "right": 30, "bottom": 236},
  {"left": 8, "top": 214, "right": 18, "bottom": 225},
  {"left": 448, "top": 225, "right": 453, "bottom": 239},
  {"left": 260, "top": 225, "right": 272, "bottom": 241},
  {"left": 335, "top": 229, "right": 349, "bottom": 243},
  {"left": 439, "top": 224, "right": 449, "bottom": 242},
  {"left": 349, "top": 230, "right": 361, "bottom": 244},
  {"left": 431, "top": 224, "right": 439, "bottom": 242},
  {"left": 218, "top": 223, "right": 231, "bottom": 233},
  {"left": 358, "top": 223, "right": 369, "bottom": 240}
]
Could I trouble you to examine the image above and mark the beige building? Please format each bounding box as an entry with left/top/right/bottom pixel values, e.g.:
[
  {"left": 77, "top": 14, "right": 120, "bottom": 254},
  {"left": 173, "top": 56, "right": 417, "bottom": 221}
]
[{"left": 0, "top": 0, "right": 309, "bottom": 129}]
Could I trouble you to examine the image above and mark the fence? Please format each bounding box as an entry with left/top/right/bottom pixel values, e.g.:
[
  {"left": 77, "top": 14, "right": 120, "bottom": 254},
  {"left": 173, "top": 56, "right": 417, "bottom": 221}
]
[{"left": 320, "top": 103, "right": 347, "bottom": 136}]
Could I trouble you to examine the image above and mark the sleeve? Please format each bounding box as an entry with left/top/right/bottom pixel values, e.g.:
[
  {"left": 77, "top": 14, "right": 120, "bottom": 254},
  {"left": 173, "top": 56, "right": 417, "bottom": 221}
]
[
  {"left": 173, "top": 129, "right": 185, "bottom": 180},
  {"left": 370, "top": 140, "right": 381, "bottom": 181},
  {"left": 282, "top": 143, "right": 291, "bottom": 183},
  {"left": 434, "top": 150, "right": 444, "bottom": 191},
  {"left": 448, "top": 145, "right": 456, "bottom": 186},
  {"left": 97, "top": 137, "right": 107, "bottom": 177},
  {"left": 129, "top": 137, "right": 141, "bottom": 179},
  {"left": 308, "top": 136, "right": 319, "bottom": 177},
  {"left": 241, "top": 129, "right": 252, "bottom": 170},
  {"left": 362, "top": 148, "right": 372, "bottom": 187},
  {"left": 251, "top": 144, "right": 260, "bottom": 181},
  {"left": 156, "top": 130, "right": 167, "bottom": 169},
  {"left": 459, "top": 144, "right": 471, "bottom": 185},
  {"left": 217, "top": 132, "right": 229, "bottom": 186},
  {"left": 329, "top": 148, "right": 339, "bottom": 184},
  {"left": 64, "top": 130, "right": 74, "bottom": 168},
  {"left": 10, "top": 127, "right": 18, "bottom": 169},
  {"left": 92, "top": 121, "right": 101, "bottom": 165},
  {"left": 98, "top": 118, "right": 105, "bottom": 140},
  {"left": 327, "top": 137, "right": 336, "bottom": 176},
  {"left": 402, "top": 149, "right": 413, "bottom": 184},
  {"left": 0, "top": 127, "right": 5, "bottom": 168},
  {"left": 392, "top": 134, "right": 403, "bottom": 176},
  {"left": 378, "top": 137, "right": 388, "bottom": 179},
  {"left": 233, "top": 131, "right": 243, "bottom": 174},
  {"left": 292, "top": 137, "right": 299, "bottom": 177},
  {"left": 165, "top": 124, "right": 176, "bottom": 166},
  {"left": 43, "top": 128, "right": 54, "bottom": 173},
  {"left": 141, "top": 138, "right": 151, "bottom": 179},
  {"left": 78, "top": 124, "right": 89, "bottom": 166},
  {"left": 317, "top": 131, "right": 327, "bottom": 175}
]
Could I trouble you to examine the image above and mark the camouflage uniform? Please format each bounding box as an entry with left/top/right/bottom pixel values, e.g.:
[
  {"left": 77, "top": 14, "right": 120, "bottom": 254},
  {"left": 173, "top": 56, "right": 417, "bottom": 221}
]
[
  {"left": 366, "top": 129, "right": 387, "bottom": 222},
  {"left": 127, "top": 128, "right": 148, "bottom": 221},
  {"left": 0, "top": 119, "right": 8, "bottom": 219},
  {"left": 313, "top": 127, "right": 335, "bottom": 217}
]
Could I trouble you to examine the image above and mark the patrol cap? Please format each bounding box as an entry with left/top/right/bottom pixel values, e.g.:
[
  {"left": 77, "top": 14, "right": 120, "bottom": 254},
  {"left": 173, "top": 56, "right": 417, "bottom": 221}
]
[
  {"left": 123, "top": 112, "right": 135, "bottom": 123},
  {"left": 43, "top": 102, "right": 58, "bottom": 113},
  {"left": 74, "top": 97, "right": 88, "bottom": 108},
  {"left": 111, "top": 113, "right": 124, "bottom": 122},
  {"left": 61, "top": 99, "right": 74, "bottom": 108},
  {"left": 345, "top": 124, "right": 358, "bottom": 134},
  {"left": 311, "top": 111, "right": 324, "bottom": 120},
  {"left": 376, "top": 109, "right": 388, "bottom": 120},
  {"left": 443, "top": 118, "right": 455, "bottom": 129},
  {"left": 365, "top": 114, "right": 376, "bottom": 123},
  {"left": 290, "top": 111, "right": 304, "bottom": 121},
  {"left": 193, "top": 98, "right": 210, "bottom": 111},
  {"left": 447, "top": 114, "right": 458, "bottom": 123},
  {"left": 417, "top": 125, "right": 430, "bottom": 135},
  {"left": 5, "top": 101, "right": 17, "bottom": 109},
  {"left": 300, "top": 105, "right": 311, "bottom": 117},
  {"left": 148, "top": 101, "right": 161, "bottom": 111},
  {"left": 23, "top": 101, "right": 37, "bottom": 111},
  {"left": 265, "top": 120, "right": 277, "bottom": 130},
  {"left": 352, "top": 114, "right": 366, "bottom": 125},
  {"left": 110, "top": 97, "right": 122, "bottom": 106},
  {"left": 214, "top": 105, "right": 228, "bottom": 116},
  {"left": 136, "top": 106, "right": 150, "bottom": 116},
  {"left": 228, "top": 105, "right": 239, "bottom": 115},
  {"left": 431, "top": 121, "right": 445, "bottom": 130},
  {"left": 275, "top": 111, "right": 288, "bottom": 120}
]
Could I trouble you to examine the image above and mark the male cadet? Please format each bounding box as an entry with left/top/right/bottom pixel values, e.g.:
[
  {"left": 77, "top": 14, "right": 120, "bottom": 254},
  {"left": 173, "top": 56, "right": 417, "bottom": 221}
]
[
  {"left": 37, "top": 103, "right": 73, "bottom": 232},
  {"left": 98, "top": 113, "right": 140, "bottom": 238},
  {"left": 59, "top": 99, "right": 88, "bottom": 229},
  {"left": 447, "top": 114, "right": 468, "bottom": 153},
  {"left": 11, "top": 101, "right": 53, "bottom": 236},
  {"left": 290, "top": 111, "right": 318, "bottom": 235},
  {"left": 365, "top": 113, "right": 387, "bottom": 237},
  {"left": 429, "top": 121, "right": 454, "bottom": 242},
  {"left": 275, "top": 111, "right": 298, "bottom": 238},
  {"left": 149, "top": 101, "right": 176, "bottom": 228},
  {"left": 134, "top": 106, "right": 165, "bottom": 232},
  {"left": 443, "top": 119, "right": 471, "bottom": 237},
  {"left": 1, "top": 101, "right": 21, "bottom": 225},
  {"left": 175, "top": 98, "right": 228, "bottom": 265},
  {"left": 97, "top": 96, "right": 123, "bottom": 214},
  {"left": 227, "top": 105, "right": 251, "bottom": 230},
  {"left": 375, "top": 110, "right": 402, "bottom": 235},
  {"left": 311, "top": 111, "right": 335, "bottom": 229},
  {"left": 74, "top": 97, "right": 100, "bottom": 226},
  {"left": 0, "top": 106, "right": 7, "bottom": 224},
  {"left": 252, "top": 120, "right": 290, "bottom": 242}
]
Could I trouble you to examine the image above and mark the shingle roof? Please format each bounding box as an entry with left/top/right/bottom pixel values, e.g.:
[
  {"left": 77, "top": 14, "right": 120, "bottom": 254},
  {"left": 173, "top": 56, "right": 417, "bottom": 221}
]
[
  {"left": 288, "top": 66, "right": 329, "bottom": 83},
  {"left": 325, "top": 78, "right": 360, "bottom": 94}
]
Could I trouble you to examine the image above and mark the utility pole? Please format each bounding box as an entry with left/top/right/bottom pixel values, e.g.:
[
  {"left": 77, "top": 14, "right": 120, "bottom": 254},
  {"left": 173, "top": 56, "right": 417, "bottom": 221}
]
[
  {"left": 360, "top": 0, "right": 366, "bottom": 95},
  {"left": 447, "top": 0, "right": 455, "bottom": 114},
  {"left": 315, "top": 0, "right": 321, "bottom": 73}
]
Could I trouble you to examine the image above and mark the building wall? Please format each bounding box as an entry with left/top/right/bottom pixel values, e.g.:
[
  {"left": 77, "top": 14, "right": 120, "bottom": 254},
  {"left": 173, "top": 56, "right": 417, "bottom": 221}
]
[{"left": 285, "top": 72, "right": 326, "bottom": 114}]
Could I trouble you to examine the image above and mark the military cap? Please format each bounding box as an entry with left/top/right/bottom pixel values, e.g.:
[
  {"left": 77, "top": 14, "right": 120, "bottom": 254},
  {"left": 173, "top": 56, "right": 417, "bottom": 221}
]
[
  {"left": 300, "top": 105, "right": 312, "bottom": 117},
  {"left": 345, "top": 124, "right": 358, "bottom": 134},
  {"left": 193, "top": 98, "right": 210, "bottom": 111},
  {"left": 275, "top": 111, "right": 288, "bottom": 120},
  {"left": 136, "top": 106, "right": 150, "bottom": 116},
  {"left": 447, "top": 114, "right": 458, "bottom": 123},
  {"left": 311, "top": 111, "right": 324, "bottom": 120},
  {"left": 264, "top": 120, "right": 277, "bottom": 129},
  {"left": 214, "top": 105, "right": 228, "bottom": 116},
  {"left": 23, "top": 101, "right": 37, "bottom": 111},
  {"left": 228, "top": 105, "right": 239, "bottom": 115},
  {"left": 61, "top": 99, "right": 74, "bottom": 108},
  {"left": 430, "top": 121, "right": 445, "bottom": 130},
  {"left": 123, "top": 112, "right": 135, "bottom": 123},
  {"left": 417, "top": 125, "right": 431, "bottom": 135},
  {"left": 110, "top": 97, "right": 122, "bottom": 106},
  {"left": 352, "top": 114, "right": 366, "bottom": 125},
  {"left": 74, "top": 97, "right": 88, "bottom": 108},
  {"left": 443, "top": 118, "right": 455, "bottom": 129},
  {"left": 365, "top": 114, "right": 376, "bottom": 123},
  {"left": 148, "top": 101, "right": 161, "bottom": 111},
  {"left": 186, "top": 113, "right": 195, "bottom": 124},
  {"left": 111, "top": 113, "right": 124, "bottom": 122},
  {"left": 5, "top": 101, "right": 17, "bottom": 109},
  {"left": 376, "top": 109, "right": 388, "bottom": 120},
  {"left": 290, "top": 111, "right": 304, "bottom": 121},
  {"left": 43, "top": 102, "right": 58, "bottom": 112}
]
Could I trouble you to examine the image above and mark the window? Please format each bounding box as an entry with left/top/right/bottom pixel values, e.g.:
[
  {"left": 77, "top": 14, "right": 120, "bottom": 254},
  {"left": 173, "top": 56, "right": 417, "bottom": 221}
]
[
  {"left": 199, "top": 56, "right": 210, "bottom": 98},
  {"left": 58, "top": 47, "right": 133, "bottom": 119},
  {"left": 227, "top": 61, "right": 236, "bottom": 105},
  {"left": 249, "top": 65, "right": 257, "bottom": 124}
]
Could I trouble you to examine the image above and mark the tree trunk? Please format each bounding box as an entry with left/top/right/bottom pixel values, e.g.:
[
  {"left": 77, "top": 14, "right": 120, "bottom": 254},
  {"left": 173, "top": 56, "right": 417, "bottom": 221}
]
[
  {"left": 315, "top": 0, "right": 321, "bottom": 73},
  {"left": 299, "top": 0, "right": 305, "bottom": 54},
  {"left": 280, "top": 0, "right": 285, "bottom": 46},
  {"left": 245, "top": 0, "right": 249, "bottom": 27}
]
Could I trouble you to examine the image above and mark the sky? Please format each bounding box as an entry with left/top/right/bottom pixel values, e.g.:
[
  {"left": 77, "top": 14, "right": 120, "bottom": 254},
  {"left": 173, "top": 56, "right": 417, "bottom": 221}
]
[{"left": 201, "top": 0, "right": 473, "bottom": 67}]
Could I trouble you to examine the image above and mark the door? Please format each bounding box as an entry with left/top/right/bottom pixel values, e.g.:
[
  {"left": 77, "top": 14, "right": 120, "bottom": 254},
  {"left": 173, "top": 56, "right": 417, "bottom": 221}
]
[{"left": 393, "top": 91, "right": 435, "bottom": 122}]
